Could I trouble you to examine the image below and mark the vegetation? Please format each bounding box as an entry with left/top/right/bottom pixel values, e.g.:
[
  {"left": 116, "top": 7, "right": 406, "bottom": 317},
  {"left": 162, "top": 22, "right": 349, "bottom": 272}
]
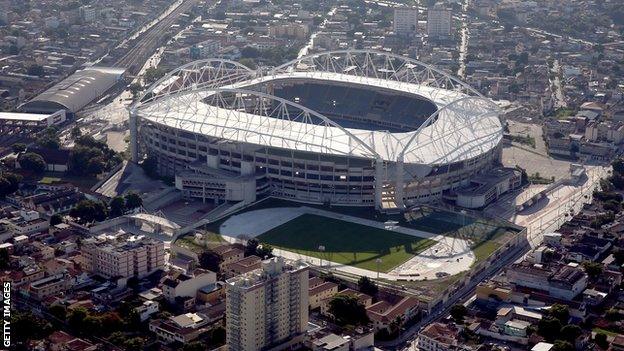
[
  {"left": 450, "top": 304, "right": 468, "bottom": 323},
  {"left": 69, "top": 199, "right": 109, "bottom": 224},
  {"left": 256, "top": 214, "right": 436, "bottom": 272},
  {"left": 357, "top": 276, "right": 378, "bottom": 297},
  {"left": 69, "top": 135, "right": 122, "bottom": 176},
  {"left": 328, "top": 294, "right": 370, "bottom": 327},
  {"left": 510, "top": 134, "right": 536, "bottom": 148},
  {"left": 36, "top": 127, "right": 61, "bottom": 149},
  {"left": 18, "top": 152, "right": 46, "bottom": 174},
  {"left": 0, "top": 172, "right": 22, "bottom": 197}
]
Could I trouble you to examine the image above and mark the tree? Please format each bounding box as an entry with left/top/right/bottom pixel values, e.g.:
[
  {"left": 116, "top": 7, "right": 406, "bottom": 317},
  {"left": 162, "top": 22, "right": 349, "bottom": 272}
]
[
  {"left": 199, "top": 251, "right": 223, "bottom": 272},
  {"left": 50, "top": 213, "right": 63, "bottom": 226},
  {"left": 239, "top": 58, "right": 257, "bottom": 70},
  {"left": 11, "top": 143, "right": 26, "bottom": 153},
  {"left": 560, "top": 324, "right": 581, "bottom": 343},
  {"left": 595, "top": 332, "right": 608, "bottom": 349},
  {"left": 328, "top": 294, "right": 370, "bottom": 326},
  {"left": 19, "top": 152, "right": 46, "bottom": 174},
  {"left": 0, "top": 248, "right": 9, "bottom": 269},
  {"left": 358, "top": 276, "right": 378, "bottom": 297},
  {"left": 129, "top": 83, "right": 142, "bottom": 100},
  {"left": 109, "top": 196, "right": 126, "bottom": 218},
  {"left": 123, "top": 337, "right": 145, "bottom": 351},
  {"left": 70, "top": 126, "right": 82, "bottom": 139},
  {"left": 67, "top": 307, "right": 88, "bottom": 333},
  {"left": 11, "top": 312, "right": 53, "bottom": 344},
  {"left": 582, "top": 261, "right": 603, "bottom": 281},
  {"left": 36, "top": 127, "right": 60, "bottom": 149},
  {"left": 100, "top": 312, "right": 124, "bottom": 335},
  {"left": 552, "top": 340, "right": 574, "bottom": 351},
  {"left": 450, "top": 304, "right": 468, "bottom": 323},
  {"left": 0, "top": 172, "right": 21, "bottom": 197},
  {"left": 48, "top": 305, "right": 67, "bottom": 321},
  {"left": 124, "top": 192, "right": 142, "bottom": 210},
  {"left": 245, "top": 238, "right": 259, "bottom": 256},
  {"left": 140, "top": 155, "right": 158, "bottom": 178},
  {"left": 549, "top": 304, "right": 570, "bottom": 324},
  {"left": 69, "top": 199, "right": 109, "bottom": 223},
  {"left": 143, "top": 67, "right": 166, "bottom": 84},
  {"left": 183, "top": 342, "right": 206, "bottom": 351},
  {"left": 27, "top": 64, "right": 45, "bottom": 77},
  {"left": 537, "top": 317, "right": 562, "bottom": 342},
  {"left": 256, "top": 244, "right": 273, "bottom": 259}
]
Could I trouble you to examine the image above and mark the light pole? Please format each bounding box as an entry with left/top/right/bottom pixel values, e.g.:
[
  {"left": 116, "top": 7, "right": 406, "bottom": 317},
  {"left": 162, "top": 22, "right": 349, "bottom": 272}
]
[
  {"left": 376, "top": 258, "right": 382, "bottom": 279},
  {"left": 318, "top": 245, "right": 325, "bottom": 267}
]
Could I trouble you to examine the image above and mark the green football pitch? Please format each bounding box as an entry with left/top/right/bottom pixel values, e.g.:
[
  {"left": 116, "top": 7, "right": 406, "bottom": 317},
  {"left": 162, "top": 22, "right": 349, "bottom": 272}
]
[{"left": 256, "top": 214, "right": 436, "bottom": 272}]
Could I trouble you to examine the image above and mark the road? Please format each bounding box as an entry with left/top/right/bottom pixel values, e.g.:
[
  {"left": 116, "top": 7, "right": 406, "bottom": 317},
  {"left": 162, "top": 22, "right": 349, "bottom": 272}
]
[
  {"left": 113, "top": 0, "right": 198, "bottom": 73},
  {"left": 393, "top": 165, "right": 608, "bottom": 350},
  {"left": 457, "top": 0, "right": 469, "bottom": 78}
]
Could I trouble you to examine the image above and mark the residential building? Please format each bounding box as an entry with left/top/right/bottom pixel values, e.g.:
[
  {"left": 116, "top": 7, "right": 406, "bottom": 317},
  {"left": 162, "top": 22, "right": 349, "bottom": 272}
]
[
  {"left": 81, "top": 232, "right": 165, "bottom": 279},
  {"left": 162, "top": 269, "right": 217, "bottom": 303},
  {"left": 427, "top": 3, "right": 452, "bottom": 39},
  {"left": 149, "top": 312, "right": 211, "bottom": 344},
  {"left": 394, "top": 6, "right": 418, "bottom": 36},
  {"left": 506, "top": 262, "right": 588, "bottom": 301},
  {"left": 225, "top": 257, "right": 309, "bottom": 351}
]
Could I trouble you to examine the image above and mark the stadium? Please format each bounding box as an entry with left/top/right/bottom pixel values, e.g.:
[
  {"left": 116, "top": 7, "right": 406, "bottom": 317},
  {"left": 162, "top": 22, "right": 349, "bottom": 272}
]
[{"left": 129, "top": 50, "right": 504, "bottom": 211}]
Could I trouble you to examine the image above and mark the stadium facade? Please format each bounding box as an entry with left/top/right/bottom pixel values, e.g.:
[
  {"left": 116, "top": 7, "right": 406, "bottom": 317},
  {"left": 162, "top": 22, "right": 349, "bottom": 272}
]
[{"left": 129, "top": 50, "right": 503, "bottom": 211}]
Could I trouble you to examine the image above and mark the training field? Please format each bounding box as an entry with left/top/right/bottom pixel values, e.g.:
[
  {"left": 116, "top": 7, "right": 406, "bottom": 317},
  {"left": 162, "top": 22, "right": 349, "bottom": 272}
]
[{"left": 257, "top": 214, "right": 436, "bottom": 272}]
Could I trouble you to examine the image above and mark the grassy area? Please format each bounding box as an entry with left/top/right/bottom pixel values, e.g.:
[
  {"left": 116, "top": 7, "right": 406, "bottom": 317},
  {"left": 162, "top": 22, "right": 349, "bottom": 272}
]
[
  {"left": 593, "top": 328, "right": 619, "bottom": 337},
  {"left": 554, "top": 107, "right": 576, "bottom": 119},
  {"left": 510, "top": 134, "right": 536, "bottom": 148},
  {"left": 256, "top": 214, "right": 436, "bottom": 272},
  {"left": 175, "top": 231, "right": 226, "bottom": 253}
]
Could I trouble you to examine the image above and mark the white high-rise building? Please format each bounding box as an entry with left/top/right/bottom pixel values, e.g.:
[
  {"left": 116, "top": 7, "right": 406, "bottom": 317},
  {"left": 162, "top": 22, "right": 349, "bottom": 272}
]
[
  {"left": 427, "top": 3, "right": 452, "bottom": 39},
  {"left": 225, "top": 257, "right": 309, "bottom": 351},
  {"left": 393, "top": 6, "right": 419, "bottom": 36}
]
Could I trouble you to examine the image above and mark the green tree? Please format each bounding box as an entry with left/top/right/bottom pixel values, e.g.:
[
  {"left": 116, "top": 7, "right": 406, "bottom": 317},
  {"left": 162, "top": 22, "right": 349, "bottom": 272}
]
[
  {"left": 328, "top": 294, "right": 370, "bottom": 326},
  {"left": 11, "top": 143, "right": 26, "bottom": 153},
  {"left": 183, "top": 341, "right": 206, "bottom": 351},
  {"left": 123, "top": 337, "right": 144, "bottom": 351},
  {"left": 595, "top": 332, "right": 608, "bottom": 348},
  {"left": 109, "top": 196, "right": 126, "bottom": 218},
  {"left": 11, "top": 312, "right": 53, "bottom": 344},
  {"left": 239, "top": 58, "right": 257, "bottom": 70},
  {"left": 67, "top": 307, "right": 88, "bottom": 332},
  {"left": 48, "top": 305, "right": 67, "bottom": 321},
  {"left": 70, "top": 126, "right": 82, "bottom": 139},
  {"left": 582, "top": 261, "right": 603, "bottom": 281},
  {"left": 549, "top": 304, "right": 570, "bottom": 323},
  {"left": 140, "top": 155, "right": 158, "bottom": 178},
  {"left": 124, "top": 192, "right": 142, "bottom": 210},
  {"left": 256, "top": 244, "right": 273, "bottom": 259},
  {"left": 560, "top": 324, "right": 581, "bottom": 343},
  {"left": 69, "top": 199, "right": 109, "bottom": 223},
  {"left": 27, "top": 64, "right": 45, "bottom": 77},
  {"left": 0, "top": 172, "right": 21, "bottom": 197},
  {"left": 36, "top": 127, "right": 60, "bottom": 149},
  {"left": 358, "top": 276, "right": 378, "bottom": 297},
  {"left": 245, "top": 238, "right": 259, "bottom": 256},
  {"left": 200, "top": 251, "right": 223, "bottom": 272},
  {"left": 0, "top": 248, "right": 9, "bottom": 269},
  {"left": 537, "top": 317, "right": 562, "bottom": 342},
  {"left": 50, "top": 213, "right": 63, "bottom": 226},
  {"left": 450, "top": 304, "right": 468, "bottom": 323},
  {"left": 19, "top": 152, "right": 46, "bottom": 174},
  {"left": 552, "top": 340, "right": 574, "bottom": 351}
]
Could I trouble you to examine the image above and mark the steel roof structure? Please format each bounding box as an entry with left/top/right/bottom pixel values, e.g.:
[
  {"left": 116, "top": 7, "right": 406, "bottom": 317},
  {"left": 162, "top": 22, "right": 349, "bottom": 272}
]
[{"left": 131, "top": 50, "right": 502, "bottom": 166}]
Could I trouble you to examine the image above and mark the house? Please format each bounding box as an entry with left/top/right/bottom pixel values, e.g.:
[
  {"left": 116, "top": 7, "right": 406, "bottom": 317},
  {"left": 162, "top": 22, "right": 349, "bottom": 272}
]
[
  {"left": 417, "top": 322, "right": 475, "bottom": 351},
  {"left": 222, "top": 255, "right": 261, "bottom": 277},
  {"left": 44, "top": 331, "right": 98, "bottom": 351},
  {"left": 366, "top": 296, "right": 420, "bottom": 332},
  {"left": 321, "top": 289, "right": 372, "bottom": 316},
  {"left": 135, "top": 300, "right": 160, "bottom": 321},
  {"left": 162, "top": 269, "right": 216, "bottom": 303},
  {"left": 149, "top": 312, "right": 212, "bottom": 344},
  {"left": 309, "top": 280, "right": 338, "bottom": 310}
]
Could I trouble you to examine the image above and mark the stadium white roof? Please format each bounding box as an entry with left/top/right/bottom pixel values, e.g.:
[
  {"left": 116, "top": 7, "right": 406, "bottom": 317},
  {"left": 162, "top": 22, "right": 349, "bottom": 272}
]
[{"left": 133, "top": 50, "right": 502, "bottom": 166}]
